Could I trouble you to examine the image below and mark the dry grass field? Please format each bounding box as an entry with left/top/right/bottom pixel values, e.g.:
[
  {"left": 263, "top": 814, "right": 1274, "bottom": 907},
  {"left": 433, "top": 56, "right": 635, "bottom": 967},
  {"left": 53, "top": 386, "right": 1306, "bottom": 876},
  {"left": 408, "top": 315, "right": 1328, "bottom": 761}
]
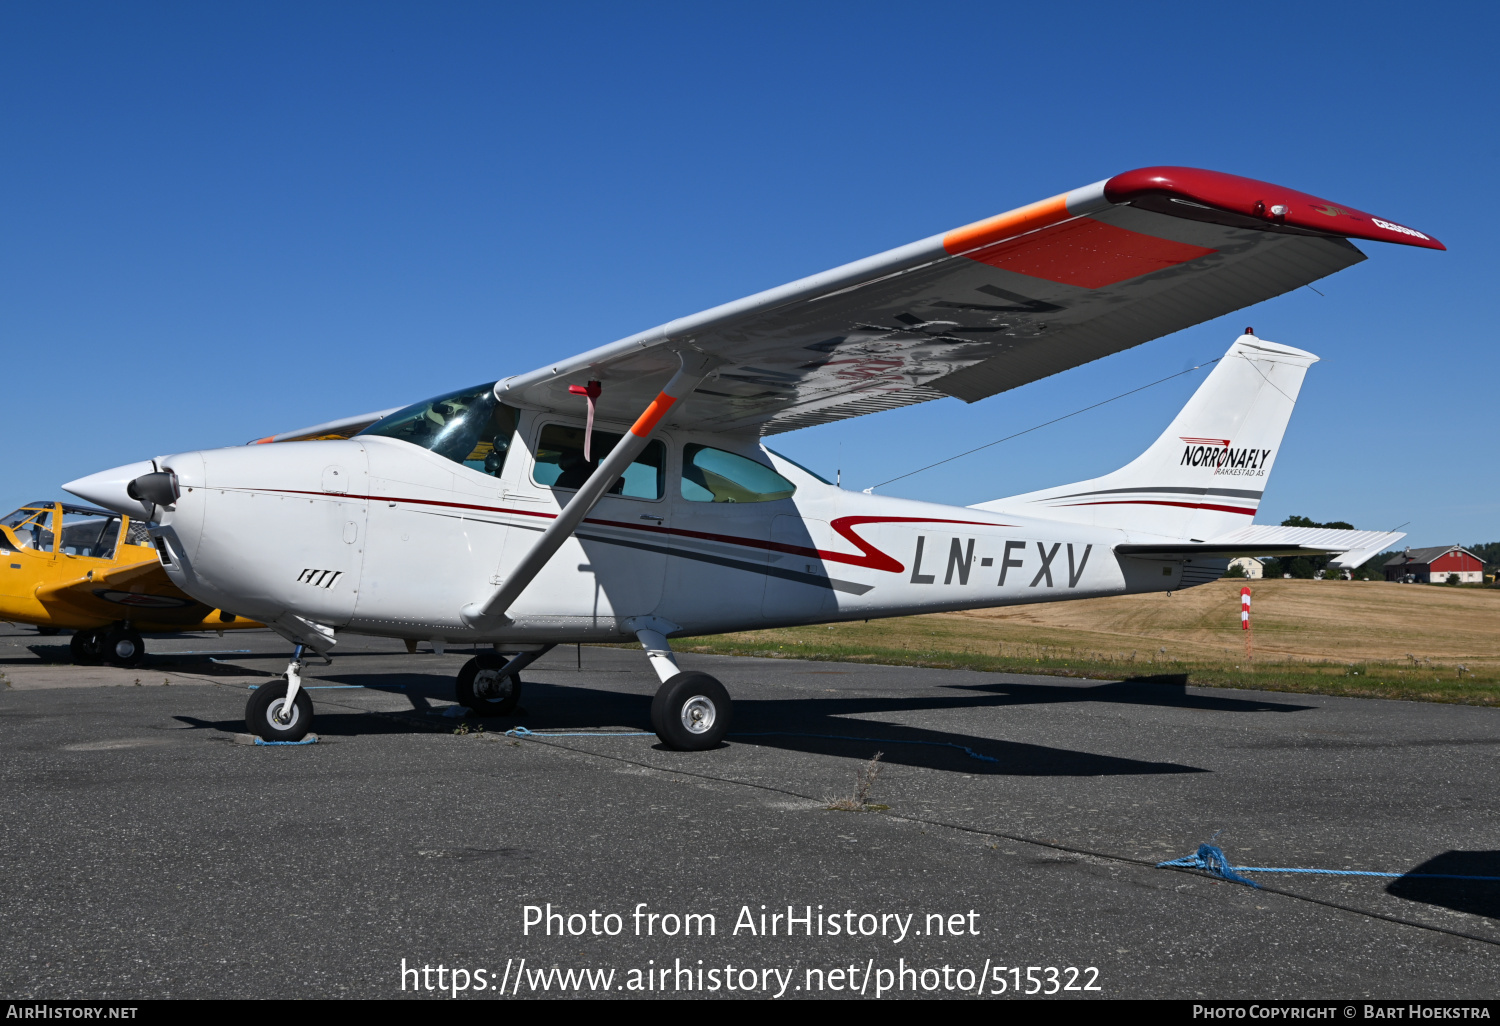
[
  {"left": 681, "top": 580, "right": 1500, "bottom": 705},
  {"left": 949, "top": 578, "right": 1500, "bottom": 670}
]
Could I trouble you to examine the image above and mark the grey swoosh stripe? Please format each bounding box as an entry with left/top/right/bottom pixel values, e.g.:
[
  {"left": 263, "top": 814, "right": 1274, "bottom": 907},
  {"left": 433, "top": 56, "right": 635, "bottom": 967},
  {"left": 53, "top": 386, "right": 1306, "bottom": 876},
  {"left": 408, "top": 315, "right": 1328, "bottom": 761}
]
[
  {"left": 1049, "top": 485, "right": 1264, "bottom": 500},
  {"left": 575, "top": 530, "right": 874, "bottom": 595},
  {"left": 417, "top": 505, "right": 874, "bottom": 595}
]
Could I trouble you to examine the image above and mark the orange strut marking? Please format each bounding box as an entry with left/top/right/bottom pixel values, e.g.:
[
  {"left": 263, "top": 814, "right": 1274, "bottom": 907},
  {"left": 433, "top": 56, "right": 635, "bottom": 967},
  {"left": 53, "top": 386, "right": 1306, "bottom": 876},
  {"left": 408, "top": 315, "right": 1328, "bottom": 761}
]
[
  {"left": 630, "top": 392, "right": 677, "bottom": 437},
  {"left": 942, "top": 193, "right": 1071, "bottom": 255}
]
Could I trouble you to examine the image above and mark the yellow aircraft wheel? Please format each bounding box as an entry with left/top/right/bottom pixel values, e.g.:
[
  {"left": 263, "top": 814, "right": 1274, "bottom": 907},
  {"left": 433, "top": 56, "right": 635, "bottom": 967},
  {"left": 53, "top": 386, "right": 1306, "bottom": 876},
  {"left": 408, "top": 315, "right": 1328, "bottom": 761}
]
[
  {"left": 101, "top": 627, "right": 145, "bottom": 668},
  {"left": 69, "top": 630, "right": 104, "bottom": 666}
]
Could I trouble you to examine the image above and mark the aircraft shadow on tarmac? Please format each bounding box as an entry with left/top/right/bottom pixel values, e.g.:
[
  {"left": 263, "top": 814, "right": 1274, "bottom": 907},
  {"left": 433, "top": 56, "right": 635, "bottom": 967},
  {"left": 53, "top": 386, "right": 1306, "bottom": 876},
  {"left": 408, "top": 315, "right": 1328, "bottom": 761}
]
[
  {"left": 177, "top": 670, "right": 1218, "bottom": 777},
  {"left": 940, "top": 678, "right": 1316, "bottom": 714},
  {"left": 1386, "top": 851, "right": 1500, "bottom": 920},
  {"left": 21, "top": 644, "right": 79, "bottom": 664}
]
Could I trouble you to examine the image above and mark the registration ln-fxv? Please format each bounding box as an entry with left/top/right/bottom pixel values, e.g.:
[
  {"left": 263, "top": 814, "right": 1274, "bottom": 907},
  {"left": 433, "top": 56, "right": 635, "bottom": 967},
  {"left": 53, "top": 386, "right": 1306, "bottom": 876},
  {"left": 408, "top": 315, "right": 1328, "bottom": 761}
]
[{"left": 66, "top": 167, "right": 1438, "bottom": 747}]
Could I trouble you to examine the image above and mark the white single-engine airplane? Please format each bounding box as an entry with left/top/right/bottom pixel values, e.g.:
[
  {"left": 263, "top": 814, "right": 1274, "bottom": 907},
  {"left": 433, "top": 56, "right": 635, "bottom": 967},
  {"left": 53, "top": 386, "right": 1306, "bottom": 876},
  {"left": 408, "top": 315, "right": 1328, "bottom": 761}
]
[{"left": 65, "top": 166, "right": 1439, "bottom": 748}]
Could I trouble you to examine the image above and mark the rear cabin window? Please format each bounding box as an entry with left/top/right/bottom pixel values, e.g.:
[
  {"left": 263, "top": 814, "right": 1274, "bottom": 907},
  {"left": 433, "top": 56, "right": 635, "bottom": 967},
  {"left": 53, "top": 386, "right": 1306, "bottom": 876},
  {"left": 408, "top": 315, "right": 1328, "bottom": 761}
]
[
  {"left": 531, "top": 424, "right": 664, "bottom": 500},
  {"left": 681, "top": 445, "right": 796, "bottom": 503}
]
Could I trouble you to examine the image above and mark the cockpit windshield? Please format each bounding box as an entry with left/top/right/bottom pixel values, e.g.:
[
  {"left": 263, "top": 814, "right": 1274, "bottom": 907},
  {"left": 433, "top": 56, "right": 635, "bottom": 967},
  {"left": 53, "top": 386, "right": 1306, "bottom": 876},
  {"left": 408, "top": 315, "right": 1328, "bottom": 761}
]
[
  {"left": 0, "top": 506, "right": 54, "bottom": 553},
  {"left": 0, "top": 504, "right": 133, "bottom": 558},
  {"left": 358, "top": 382, "right": 518, "bottom": 478}
]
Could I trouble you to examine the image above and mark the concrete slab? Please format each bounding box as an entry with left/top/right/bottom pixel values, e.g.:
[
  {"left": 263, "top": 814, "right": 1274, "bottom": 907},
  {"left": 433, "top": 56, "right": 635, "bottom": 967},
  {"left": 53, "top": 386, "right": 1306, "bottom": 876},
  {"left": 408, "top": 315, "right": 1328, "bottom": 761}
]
[{"left": 0, "top": 623, "right": 1495, "bottom": 999}]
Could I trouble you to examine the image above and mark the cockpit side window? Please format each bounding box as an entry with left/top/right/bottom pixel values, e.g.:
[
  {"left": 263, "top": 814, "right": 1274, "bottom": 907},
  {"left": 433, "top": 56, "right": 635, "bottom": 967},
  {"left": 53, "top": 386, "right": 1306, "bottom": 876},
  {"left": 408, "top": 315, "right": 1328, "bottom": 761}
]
[
  {"left": 358, "top": 383, "right": 518, "bottom": 478},
  {"left": 531, "top": 424, "right": 665, "bottom": 500},
  {"left": 0, "top": 507, "right": 56, "bottom": 552}
]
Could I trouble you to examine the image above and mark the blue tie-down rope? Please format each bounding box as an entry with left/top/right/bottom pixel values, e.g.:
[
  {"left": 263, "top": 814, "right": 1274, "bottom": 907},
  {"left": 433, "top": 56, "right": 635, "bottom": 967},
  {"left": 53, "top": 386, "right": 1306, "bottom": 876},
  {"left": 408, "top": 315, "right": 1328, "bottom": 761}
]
[
  {"left": 253, "top": 736, "right": 319, "bottom": 747},
  {"left": 501, "top": 729, "right": 996, "bottom": 762},
  {"left": 1158, "top": 844, "right": 1263, "bottom": 887},
  {"left": 1159, "top": 843, "right": 1500, "bottom": 888}
]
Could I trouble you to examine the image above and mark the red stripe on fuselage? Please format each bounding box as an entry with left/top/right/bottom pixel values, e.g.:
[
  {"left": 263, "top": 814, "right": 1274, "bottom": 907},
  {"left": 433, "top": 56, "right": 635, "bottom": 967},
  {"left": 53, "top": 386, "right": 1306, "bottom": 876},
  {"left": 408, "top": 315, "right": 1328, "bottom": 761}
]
[
  {"left": 1058, "top": 499, "right": 1257, "bottom": 515},
  {"left": 252, "top": 489, "right": 1006, "bottom": 574}
]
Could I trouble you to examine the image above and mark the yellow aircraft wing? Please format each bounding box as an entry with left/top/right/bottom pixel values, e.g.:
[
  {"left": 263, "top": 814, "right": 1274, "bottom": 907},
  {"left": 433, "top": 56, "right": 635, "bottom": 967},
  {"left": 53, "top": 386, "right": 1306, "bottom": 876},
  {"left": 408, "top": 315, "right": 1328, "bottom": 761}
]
[
  {"left": 32, "top": 557, "right": 258, "bottom": 632},
  {"left": 1, "top": 502, "right": 260, "bottom": 633}
]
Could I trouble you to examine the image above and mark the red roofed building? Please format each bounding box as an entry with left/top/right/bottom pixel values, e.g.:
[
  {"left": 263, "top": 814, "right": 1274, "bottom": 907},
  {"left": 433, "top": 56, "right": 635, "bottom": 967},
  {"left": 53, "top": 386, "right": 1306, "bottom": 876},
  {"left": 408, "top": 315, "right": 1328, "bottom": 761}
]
[{"left": 1383, "top": 545, "right": 1485, "bottom": 584}]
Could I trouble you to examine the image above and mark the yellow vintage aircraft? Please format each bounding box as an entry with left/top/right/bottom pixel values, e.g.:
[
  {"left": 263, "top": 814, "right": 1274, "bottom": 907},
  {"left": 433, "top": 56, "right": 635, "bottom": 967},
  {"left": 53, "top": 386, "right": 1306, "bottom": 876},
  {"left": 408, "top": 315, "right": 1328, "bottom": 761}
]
[
  {"left": 0, "top": 500, "right": 259, "bottom": 666},
  {"left": 1, "top": 415, "right": 383, "bottom": 667}
]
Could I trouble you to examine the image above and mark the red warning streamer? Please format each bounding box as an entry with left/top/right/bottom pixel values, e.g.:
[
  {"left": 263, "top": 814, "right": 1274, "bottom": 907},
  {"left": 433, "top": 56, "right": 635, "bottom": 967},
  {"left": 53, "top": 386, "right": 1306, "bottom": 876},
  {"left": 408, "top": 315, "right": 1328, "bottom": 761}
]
[{"left": 568, "top": 380, "right": 602, "bottom": 461}]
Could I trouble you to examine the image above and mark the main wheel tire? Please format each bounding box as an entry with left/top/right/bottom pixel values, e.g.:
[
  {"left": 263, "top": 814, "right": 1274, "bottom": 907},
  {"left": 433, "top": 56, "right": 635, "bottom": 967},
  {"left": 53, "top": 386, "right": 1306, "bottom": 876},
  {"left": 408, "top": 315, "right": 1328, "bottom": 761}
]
[
  {"left": 101, "top": 627, "right": 145, "bottom": 668},
  {"left": 650, "top": 671, "right": 731, "bottom": 751},
  {"left": 245, "top": 680, "right": 314, "bottom": 742},
  {"left": 70, "top": 629, "right": 104, "bottom": 665},
  {"left": 456, "top": 653, "right": 522, "bottom": 716}
]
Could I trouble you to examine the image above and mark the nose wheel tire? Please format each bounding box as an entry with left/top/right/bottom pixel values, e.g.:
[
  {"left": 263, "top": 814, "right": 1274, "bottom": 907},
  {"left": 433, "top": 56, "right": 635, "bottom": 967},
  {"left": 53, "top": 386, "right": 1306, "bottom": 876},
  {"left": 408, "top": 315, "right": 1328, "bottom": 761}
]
[
  {"left": 456, "top": 653, "right": 523, "bottom": 716},
  {"left": 101, "top": 627, "right": 145, "bottom": 668},
  {"left": 246, "top": 680, "right": 315, "bottom": 742},
  {"left": 651, "top": 671, "right": 731, "bottom": 751},
  {"left": 70, "top": 629, "right": 104, "bottom": 665}
]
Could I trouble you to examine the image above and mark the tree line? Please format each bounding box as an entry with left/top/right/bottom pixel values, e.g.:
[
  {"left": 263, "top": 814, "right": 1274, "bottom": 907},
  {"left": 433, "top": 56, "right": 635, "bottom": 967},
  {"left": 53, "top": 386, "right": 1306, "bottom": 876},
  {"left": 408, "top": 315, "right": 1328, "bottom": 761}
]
[{"left": 1224, "top": 516, "right": 1498, "bottom": 581}]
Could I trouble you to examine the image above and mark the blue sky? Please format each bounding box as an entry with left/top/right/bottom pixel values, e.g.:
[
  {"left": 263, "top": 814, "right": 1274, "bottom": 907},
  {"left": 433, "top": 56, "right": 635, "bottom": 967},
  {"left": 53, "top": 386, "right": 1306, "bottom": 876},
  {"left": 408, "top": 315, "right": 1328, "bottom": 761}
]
[{"left": 2, "top": 1, "right": 1493, "bottom": 546}]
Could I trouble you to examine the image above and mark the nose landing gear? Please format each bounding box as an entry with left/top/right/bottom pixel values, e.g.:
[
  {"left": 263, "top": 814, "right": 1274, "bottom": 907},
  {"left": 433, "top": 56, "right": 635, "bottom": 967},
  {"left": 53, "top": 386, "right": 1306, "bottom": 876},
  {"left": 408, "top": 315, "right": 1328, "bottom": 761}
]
[
  {"left": 245, "top": 679, "right": 314, "bottom": 742},
  {"left": 246, "top": 643, "right": 316, "bottom": 742}
]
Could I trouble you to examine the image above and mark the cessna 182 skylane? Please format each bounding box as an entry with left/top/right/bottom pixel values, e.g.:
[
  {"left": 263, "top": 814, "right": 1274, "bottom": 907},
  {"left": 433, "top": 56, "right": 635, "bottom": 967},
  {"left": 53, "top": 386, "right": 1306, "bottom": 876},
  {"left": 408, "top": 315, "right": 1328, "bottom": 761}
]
[{"left": 63, "top": 167, "right": 1439, "bottom": 747}]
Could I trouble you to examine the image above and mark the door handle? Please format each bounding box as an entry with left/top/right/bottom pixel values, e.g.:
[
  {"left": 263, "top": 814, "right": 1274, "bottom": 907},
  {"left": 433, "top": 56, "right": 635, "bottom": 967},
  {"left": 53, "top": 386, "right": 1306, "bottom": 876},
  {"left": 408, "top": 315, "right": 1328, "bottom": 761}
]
[{"left": 639, "top": 514, "right": 664, "bottom": 523}]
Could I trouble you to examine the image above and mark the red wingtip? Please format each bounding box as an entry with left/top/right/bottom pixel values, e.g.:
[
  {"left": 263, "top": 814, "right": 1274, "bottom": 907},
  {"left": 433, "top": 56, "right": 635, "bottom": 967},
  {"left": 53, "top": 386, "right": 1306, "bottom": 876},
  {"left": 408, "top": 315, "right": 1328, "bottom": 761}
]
[{"left": 1104, "top": 167, "right": 1445, "bottom": 251}]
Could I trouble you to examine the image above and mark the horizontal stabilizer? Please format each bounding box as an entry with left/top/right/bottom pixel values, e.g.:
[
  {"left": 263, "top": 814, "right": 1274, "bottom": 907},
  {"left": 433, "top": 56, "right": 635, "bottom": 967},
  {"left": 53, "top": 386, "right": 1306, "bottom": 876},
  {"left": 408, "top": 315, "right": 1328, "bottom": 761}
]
[{"left": 1118, "top": 526, "right": 1405, "bottom": 569}]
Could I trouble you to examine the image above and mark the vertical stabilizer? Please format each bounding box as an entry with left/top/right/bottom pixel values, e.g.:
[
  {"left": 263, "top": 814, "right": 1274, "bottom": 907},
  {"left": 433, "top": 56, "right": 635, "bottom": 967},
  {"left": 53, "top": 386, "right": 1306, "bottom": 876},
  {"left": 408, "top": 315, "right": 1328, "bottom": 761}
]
[{"left": 972, "top": 333, "right": 1317, "bottom": 540}]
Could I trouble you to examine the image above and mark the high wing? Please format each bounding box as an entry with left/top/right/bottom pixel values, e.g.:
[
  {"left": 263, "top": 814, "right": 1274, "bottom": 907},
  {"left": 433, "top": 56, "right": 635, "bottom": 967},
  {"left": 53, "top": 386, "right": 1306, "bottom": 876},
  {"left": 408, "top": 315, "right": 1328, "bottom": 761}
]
[{"left": 496, "top": 166, "right": 1443, "bottom": 435}]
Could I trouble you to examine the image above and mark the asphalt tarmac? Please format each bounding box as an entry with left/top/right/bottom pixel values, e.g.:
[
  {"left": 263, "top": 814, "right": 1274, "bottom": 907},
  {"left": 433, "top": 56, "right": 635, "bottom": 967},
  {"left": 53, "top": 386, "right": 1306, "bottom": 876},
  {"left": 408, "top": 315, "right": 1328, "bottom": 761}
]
[{"left": 1, "top": 622, "right": 1497, "bottom": 1000}]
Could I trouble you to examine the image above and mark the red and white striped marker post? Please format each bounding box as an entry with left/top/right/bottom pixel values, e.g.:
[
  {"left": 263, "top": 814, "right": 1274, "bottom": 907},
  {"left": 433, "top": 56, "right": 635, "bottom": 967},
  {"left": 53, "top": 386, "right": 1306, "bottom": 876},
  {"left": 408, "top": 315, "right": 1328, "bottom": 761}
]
[{"left": 1240, "top": 585, "right": 1253, "bottom": 663}]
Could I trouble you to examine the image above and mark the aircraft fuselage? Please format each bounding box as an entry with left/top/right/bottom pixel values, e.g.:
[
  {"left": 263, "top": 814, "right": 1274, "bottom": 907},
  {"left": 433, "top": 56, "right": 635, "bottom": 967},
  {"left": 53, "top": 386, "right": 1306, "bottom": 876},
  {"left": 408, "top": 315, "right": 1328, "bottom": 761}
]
[{"left": 150, "top": 419, "right": 1201, "bottom": 645}]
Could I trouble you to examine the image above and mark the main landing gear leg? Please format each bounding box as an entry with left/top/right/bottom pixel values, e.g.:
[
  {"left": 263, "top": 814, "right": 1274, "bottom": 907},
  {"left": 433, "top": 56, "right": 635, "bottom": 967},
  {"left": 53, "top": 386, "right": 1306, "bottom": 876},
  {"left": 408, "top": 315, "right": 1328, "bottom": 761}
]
[
  {"left": 634, "top": 626, "right": 730, "bottom": 752},
  {"left": 456, "top": 645, "right": 552, "bottom": 717},
  {"left": 245, "top": 643, "right": 315, "bottom": 742}
]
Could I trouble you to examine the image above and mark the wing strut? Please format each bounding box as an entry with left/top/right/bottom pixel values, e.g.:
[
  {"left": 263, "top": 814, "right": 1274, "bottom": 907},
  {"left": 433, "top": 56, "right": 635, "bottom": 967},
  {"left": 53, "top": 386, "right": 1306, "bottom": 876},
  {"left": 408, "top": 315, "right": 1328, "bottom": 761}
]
[{"left": 459, "top": 351, "right": 715, "bottom": 629}]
